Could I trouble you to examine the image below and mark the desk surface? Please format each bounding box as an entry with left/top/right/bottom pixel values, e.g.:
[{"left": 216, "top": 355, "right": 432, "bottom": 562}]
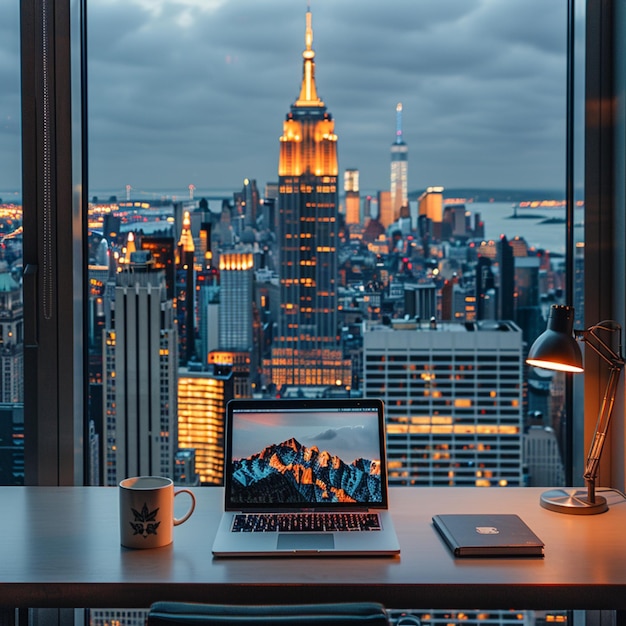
[{"left": 1, "top": 486, "right": 626, "bottom": 610}]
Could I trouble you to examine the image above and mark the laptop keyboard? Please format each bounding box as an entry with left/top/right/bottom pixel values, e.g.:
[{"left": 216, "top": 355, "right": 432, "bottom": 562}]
[{"left": 231, "top": 512, "right": 381, "bottom": 532}]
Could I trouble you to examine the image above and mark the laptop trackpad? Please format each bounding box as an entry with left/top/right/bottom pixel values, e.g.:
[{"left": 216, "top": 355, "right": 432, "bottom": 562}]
[{"left": 277, "top": 534, "right": 334, "bottom": 551}]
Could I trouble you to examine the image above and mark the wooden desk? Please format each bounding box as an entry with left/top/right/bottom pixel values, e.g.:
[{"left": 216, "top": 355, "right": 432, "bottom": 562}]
[{"left": 1, "top": 486, "right": 625, "bottom": 610}]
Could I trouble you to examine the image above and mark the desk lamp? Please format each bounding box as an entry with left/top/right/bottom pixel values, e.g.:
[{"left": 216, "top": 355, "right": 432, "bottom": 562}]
[{"left": 526, "top": 304, "right": 625, "bottom": 514}]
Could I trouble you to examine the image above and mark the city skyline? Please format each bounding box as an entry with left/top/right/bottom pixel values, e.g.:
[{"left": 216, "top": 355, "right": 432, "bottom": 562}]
[{"left": 0, "top": 1, "right": 583, "bottom": 200}]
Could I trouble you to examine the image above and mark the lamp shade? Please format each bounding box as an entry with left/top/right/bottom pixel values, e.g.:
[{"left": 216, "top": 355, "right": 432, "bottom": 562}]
[{"left": 526, "top": 305, "right": 584, "bottom": 372}]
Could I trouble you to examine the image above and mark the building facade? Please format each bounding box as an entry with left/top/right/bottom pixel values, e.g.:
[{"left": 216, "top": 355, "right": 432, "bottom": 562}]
[
  {"left": 177, "top": 366, "right": 233, "bottom": 486},
  {"left": 0, "top": 263, "right": 23, "bottom": 404},
  {"left": 363, "top": 319, "right": 525, "bottom": 487},
  {"left": 219, "top": 252, "right": 254, "bottom": 351},
  {"left": 344, "top": 168, "right": 361, "bottom": 226},
  {"left": 103, "top": 253, "right": 178, "bottom": 485},
  {"left": 268, "top": 8, "right": 350, "bottom": 389}
]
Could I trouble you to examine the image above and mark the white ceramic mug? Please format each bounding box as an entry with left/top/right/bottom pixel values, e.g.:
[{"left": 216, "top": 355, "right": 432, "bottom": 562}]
[{"left": 119, "top": 476, "right": 196, "bottom": 549}]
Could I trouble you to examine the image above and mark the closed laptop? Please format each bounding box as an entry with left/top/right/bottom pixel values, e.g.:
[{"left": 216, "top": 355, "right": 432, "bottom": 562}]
[{"left": 433, "top": 513, "right": 544, "bottom": 557}]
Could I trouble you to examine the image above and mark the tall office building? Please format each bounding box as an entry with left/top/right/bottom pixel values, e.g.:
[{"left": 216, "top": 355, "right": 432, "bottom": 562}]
[
  {"left": 0, "top": 403, "right": 24, "bottom": 485},
  {"left": 177, "top": 366, "right": 234, "bottom": 485},
  {"left": 390, "top": 103, "right": 408, "bottom": 221},
  {"left": 268, "top": 8, "right": 350, "bottom": 388},
  {"left": 418, "top": 187, "right": 444, "bottom": 221},
  {"left": 514, "top": 256, "right": 545, "bottom": 345},
  {"left": 344, "top": 168, "right": 361, "bottom": 226},
  {"left": 218, "top": 251, "right": 255, "bottom": 397},
  {"left": 363, "top": 319, "right": 525, "bottom": 487},
  {"left": 0, "top": 262, "right": 23, "bottom": 404},
  {"left": 141, "top": 236, "right": 176, "bottom": 300},
  {"left": 442, "top": 204, "right": 470, "bottom": 240},
  {"left": 177, "top": 211, "right": 196, "bottom": 365},
  {"left": 476, "top": 256, "right": 496, "bottom": 321},
  {"left": 198, "top": 280, "right": 219, "bottom": 368},
  {"left": 377, "top": 190, "right": 393, "bottom": 229},
  {"left": 235, "top": 178, "right": 260, "bottom": 229},
  {"left": 103, "top": 252, "right": 178, "bottom": 486},
  {"left": 497, "top": 235, "right": 515, "bottom": 323},
  {"left": 403, "top": 283, "right": 437, "bottom": 321},
  {"left": 219, "top": 252, "right": 254, "bottom": 351},
  {"left": 523, "top": 426, "right": 565, "bottom": 487}
]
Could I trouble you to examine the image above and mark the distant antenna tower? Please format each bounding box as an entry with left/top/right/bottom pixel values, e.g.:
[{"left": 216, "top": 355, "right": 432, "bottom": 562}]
[
  {"left": 189, "top": 184, "right": 196, "bottom": 200},
  {"left": 126, "top": 184, "right": 132, "bottom": 201},
  {"left": 395, "top": 102, "right": 403, "bottom": 144}
]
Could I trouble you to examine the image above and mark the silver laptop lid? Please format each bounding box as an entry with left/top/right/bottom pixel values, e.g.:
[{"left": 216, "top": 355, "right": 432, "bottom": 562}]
[{"left": 224, "top": 398, "right": 389, "bottom": 511}]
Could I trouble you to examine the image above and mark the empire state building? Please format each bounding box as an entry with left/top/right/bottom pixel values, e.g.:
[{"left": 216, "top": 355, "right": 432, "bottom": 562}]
[{"left": 267, "top": 8, "right": 351, "bottom": 390}]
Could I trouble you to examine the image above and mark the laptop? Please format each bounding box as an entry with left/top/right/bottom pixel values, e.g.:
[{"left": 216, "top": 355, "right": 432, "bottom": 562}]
[{"left": 211, "top": 398, "right": 400, "bottom": 557}]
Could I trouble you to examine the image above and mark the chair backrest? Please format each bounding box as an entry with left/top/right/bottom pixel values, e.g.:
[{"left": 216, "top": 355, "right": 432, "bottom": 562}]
[{"left": 147, "top": 601, "right": 391, "bottom": 626}]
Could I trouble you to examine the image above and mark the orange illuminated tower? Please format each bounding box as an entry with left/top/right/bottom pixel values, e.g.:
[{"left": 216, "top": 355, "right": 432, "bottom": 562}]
[
  {"left": 269, "top": 7, "right": 350, "bottom": 389},
  {"left": 344, "top": 169, "right": 361, "bottom": 226}
]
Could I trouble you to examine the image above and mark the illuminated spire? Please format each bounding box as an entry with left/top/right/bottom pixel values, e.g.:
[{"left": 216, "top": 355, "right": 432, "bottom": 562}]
[
  {"left": 295, "top": 6, "right": 324, "bottom": 107},
  {"left": 178, "top": 211, "right": 195, "bottom": 253},
  {"left": 126, "top": 232, "right": 136, "bottom": 262}
]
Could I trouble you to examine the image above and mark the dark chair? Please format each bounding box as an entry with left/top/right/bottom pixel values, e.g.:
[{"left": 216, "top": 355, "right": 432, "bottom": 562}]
[{"left": 147, "top": 601, "right": 391, "bottom": 626}]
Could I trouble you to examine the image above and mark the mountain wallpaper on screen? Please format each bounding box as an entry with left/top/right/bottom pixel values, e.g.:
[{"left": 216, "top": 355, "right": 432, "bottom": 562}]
[{"left": 231, "top": 438, "right": 382, "bottom": 504}]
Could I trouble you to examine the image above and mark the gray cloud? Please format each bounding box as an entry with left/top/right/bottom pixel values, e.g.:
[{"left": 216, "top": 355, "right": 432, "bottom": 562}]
[
  {"left": 0, "top": 0, "right": 21, "bottom": 199},
  {"left": 1, "top": 0, "right": 582, "bottom": 199}
]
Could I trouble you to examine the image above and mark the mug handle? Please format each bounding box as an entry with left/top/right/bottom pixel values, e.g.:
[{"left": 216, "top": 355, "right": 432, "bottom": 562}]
[{"left": 173, "top": 488, "right": 196, "bottom": 526}]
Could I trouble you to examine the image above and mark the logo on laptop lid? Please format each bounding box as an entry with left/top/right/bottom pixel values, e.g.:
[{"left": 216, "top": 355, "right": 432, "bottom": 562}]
[{"left": 475, "top": 526, "right": 500, "bottom": 535}]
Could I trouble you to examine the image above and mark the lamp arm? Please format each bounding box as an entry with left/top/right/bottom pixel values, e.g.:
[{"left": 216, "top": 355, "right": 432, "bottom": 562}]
[
  {"left": 582, "top": 364, "right": 624, "bottom": 502},
  {"left": 576, "top": 321, "right": 624, "bottom": 368},
  {"left": 578, "top": 322, "right": 625, "bottom": 504}
]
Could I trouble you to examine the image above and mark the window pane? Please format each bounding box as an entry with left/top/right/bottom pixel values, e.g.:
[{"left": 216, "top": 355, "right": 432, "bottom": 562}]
[
  {"left": 0, "top": 0, "right": 24, "bottom": 486},
  {"left": 86, "top": 0, "right": 581, "bottom": 494}
]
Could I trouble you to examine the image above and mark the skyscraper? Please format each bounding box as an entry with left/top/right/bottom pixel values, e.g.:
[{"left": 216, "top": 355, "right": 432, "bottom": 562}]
[
  {"left": 268, "top": 8, "right": 350, "bottom": 389},
  {"left": 0, "top": 403, "right": 24, "bottom": 484},
  {"left": 177, "top": 211, "right": 196, "bottom": 365},
  {"left": 103, "top": 251, "right": 178, "bottom": 485},
  {"left": 390, "top": 102, "right": 408, "bottom": 221},
  {"left": 497, "top": 235, "right": 515, "bottom": 322},
  {"left": 344, "top": 168, "right": 360, "bottom": 226},
  {"left": 0, "top": 262, "right": 23, "bottom": 403},
  {"left": 363, "top": 319, "right": 525, "bottom": 487},
  {"left": 476, "top": 256, "right": 495, "bottom": 321},
  {"left": 219, "top": 252, "right": 254, "bottom": 351},
  {"left": 177, "top": 366, "right": 233, "bottom": 485},
  {"left": 217, "top": 251, "right": 255, "bottom": 397},
  {"left": 377, "top": 190, "right": 393, "bottom": 229}
]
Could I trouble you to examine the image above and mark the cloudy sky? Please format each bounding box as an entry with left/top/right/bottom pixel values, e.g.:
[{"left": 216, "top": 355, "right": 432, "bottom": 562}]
[{"left": 0, "top": 0, "right": 584, "bottom": 200}]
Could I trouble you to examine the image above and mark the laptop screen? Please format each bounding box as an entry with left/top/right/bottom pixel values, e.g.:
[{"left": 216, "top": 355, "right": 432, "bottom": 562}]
[{"left": 224, "top": 399, "right": 389, "bottom": 510}]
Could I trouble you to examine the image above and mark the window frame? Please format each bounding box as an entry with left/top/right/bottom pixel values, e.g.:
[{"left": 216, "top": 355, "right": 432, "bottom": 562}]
[
  {"left": 19, "top": 0, "right": 626, "bottom": 493},
  {"left": 21, "top": 0, "right": 87, "bottom": 486},
  {"left": 584, "top": 0, "right": 626, "bottom": 493}
]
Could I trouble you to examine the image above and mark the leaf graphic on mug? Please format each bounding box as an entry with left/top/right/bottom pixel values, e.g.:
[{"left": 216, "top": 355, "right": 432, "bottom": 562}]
[
  {"left": 132, "top": 503, "right": 160, "bottom": 523},
  {"left": 129, "top": 503, "right": 161, "bottom": 537}
]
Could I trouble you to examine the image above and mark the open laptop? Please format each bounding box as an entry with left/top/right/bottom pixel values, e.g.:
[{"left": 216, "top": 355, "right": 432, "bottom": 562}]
[{"left": 211, "top": 398, "right": 400, "bottom": 557}]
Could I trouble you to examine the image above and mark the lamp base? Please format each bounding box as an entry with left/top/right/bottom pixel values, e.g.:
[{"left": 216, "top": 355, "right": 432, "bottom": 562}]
[{"left": 540, "top": 488, "right": 608, "bottom": 515}]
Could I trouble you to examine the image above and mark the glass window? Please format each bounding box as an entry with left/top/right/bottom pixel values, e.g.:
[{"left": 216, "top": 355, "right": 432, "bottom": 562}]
[
  {"left": 0, "top": 0, "right": 23, "bottom": 486},
  {"left": 80, "top": 1, "right": 587, "bottom": 500}
]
